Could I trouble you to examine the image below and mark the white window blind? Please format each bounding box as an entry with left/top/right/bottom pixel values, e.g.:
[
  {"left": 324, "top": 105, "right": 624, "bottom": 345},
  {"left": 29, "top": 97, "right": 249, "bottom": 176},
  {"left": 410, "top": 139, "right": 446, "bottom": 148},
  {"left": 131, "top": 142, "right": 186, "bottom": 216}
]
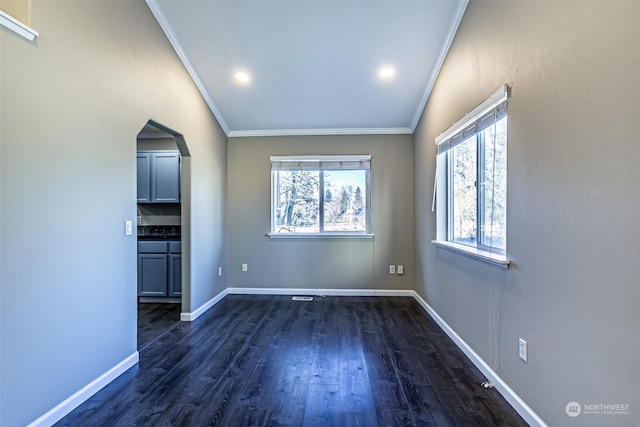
[
  {"left": 436, "top": 85, "right": 510, "bottom": 154},
  {"left": 271, "top": 155, "right": 371, "bottom": 171},
  {"left": 432, "top": 85, "right": 510, "bottom": 211}
]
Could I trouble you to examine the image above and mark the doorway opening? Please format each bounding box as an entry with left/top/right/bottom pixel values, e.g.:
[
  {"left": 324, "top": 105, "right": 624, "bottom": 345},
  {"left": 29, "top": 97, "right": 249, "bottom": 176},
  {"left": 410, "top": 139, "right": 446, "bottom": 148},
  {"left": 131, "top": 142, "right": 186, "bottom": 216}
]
[{"left": 135, "top": 120, "right": 191, "bottom": 350}]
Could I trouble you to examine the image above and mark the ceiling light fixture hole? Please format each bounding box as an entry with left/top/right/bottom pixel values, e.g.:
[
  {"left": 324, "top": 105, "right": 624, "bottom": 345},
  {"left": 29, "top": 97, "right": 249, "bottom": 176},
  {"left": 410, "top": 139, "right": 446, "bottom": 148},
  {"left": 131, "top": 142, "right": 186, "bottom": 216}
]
[
  {"left": 379, "top": 66, "right": 396, "bottom": 80},
  {"left": 234, "top": 71, "right": 250, "bottom": 84}
]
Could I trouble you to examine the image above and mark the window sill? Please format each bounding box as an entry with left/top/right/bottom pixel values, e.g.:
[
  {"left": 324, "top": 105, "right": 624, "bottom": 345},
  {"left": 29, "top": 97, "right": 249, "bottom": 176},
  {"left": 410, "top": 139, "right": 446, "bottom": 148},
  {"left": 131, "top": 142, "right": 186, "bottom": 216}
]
[
  {"left": 269, "top": 233, "right": 374, "bottom": 239},
  {"left": 431, "top": 240, "right": 510, "bottom": 269},
  {"left": 0, "top": 11, "right": 38, "bottom": 41}
]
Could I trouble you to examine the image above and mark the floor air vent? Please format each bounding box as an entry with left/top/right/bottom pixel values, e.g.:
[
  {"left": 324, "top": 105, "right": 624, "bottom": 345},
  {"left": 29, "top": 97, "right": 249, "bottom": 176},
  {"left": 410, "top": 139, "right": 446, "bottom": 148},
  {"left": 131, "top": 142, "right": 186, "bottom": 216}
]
[{"left": 292, "top": 296, "right": 313, "bottom": 301}]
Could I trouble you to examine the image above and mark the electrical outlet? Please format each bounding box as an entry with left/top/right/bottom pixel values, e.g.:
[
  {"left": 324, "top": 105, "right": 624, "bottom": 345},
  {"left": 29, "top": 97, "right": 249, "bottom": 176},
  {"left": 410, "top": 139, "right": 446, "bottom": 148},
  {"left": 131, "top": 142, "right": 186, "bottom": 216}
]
[
  {"left": 397, "top": 265, "right": 404, "bottom": 275},
  {"left": 218, "top": 267, "right": 223, "bottom": 277},
  {"left": 519, "top": 338, "right": 528, "bottom": 362},
  {"left": 389, "top": 265, "right": 395, "bottom": 274},
  {"left": 242, "top": 263, "right": 248, "bottom": 272}
]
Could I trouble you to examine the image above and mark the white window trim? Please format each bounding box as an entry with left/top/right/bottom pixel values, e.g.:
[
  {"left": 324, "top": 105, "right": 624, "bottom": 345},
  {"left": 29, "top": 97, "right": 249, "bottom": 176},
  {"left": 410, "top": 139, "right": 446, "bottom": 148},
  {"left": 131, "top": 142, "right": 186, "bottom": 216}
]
[
  {"left": 0, "top": 10, "right": 38, "bottom": 41},
  {"left": 433, "top": 85, "right": 510, "bottom": 268},
  {"left": 269, "top": 155, "right": 372, "bottom": 238},
  {"left": 431, "top": 240, "right": 509, "bottom": 268},
  {"left": 268, "top": 233, "right": 374, "bottom": 239}
]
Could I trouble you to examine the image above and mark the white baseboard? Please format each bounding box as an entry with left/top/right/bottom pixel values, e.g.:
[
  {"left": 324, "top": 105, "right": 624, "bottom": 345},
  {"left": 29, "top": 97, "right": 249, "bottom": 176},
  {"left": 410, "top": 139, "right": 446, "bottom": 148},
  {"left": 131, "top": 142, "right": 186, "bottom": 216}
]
[
  {"left": 227, "top": 287, "right": 414, "bottom": 297},
  {"left": 410, "top": 291, "right": 547, "bottom": 427},
  {"left": 27, "top": 352, "right": 139, "bottom": 427},
  {"left": 180, "top": 288, "right": 229, "bottom": 321}
]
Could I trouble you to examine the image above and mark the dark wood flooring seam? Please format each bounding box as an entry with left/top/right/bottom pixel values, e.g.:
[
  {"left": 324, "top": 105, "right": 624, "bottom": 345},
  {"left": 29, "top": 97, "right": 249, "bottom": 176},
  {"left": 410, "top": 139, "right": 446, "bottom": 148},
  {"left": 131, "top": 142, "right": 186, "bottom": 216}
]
[{"left": 139, "top": 320, "right": 182, "bottom": 353}]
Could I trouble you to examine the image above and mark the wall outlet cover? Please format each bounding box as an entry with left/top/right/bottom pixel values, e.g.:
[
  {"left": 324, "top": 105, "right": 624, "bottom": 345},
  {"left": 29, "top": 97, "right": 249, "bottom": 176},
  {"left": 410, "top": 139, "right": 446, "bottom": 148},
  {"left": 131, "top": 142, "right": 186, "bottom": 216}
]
[{"left": 519, "top": 338, "right": 528, "bottom": 362}]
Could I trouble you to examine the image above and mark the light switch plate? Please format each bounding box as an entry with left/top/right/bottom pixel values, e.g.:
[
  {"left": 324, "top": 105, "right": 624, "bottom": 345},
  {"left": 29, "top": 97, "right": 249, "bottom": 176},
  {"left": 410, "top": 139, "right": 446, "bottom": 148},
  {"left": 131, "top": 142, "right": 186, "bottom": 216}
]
[{"left": 125, "top": 220, "right": 133, "bottom": 236}]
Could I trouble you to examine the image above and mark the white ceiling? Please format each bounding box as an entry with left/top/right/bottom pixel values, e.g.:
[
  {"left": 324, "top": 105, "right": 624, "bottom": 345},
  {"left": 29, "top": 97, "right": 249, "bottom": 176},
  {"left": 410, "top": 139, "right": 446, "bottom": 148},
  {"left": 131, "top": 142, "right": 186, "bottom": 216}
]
[{"left": 147, "top": 0, "right": 468, "bottom": 137}]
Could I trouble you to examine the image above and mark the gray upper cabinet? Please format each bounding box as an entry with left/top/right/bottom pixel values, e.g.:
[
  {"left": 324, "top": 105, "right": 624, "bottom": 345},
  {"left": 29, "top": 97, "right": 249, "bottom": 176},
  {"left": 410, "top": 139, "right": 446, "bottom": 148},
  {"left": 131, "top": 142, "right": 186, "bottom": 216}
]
[
  {"left": 137, "top": 151, "right": 180, "bottom": 203},
  {"left": 151, "top": 152, "right": 181, "bottom": 202},
  {"left": 136, "top": 153, "right": 152, "bottom": 203}
]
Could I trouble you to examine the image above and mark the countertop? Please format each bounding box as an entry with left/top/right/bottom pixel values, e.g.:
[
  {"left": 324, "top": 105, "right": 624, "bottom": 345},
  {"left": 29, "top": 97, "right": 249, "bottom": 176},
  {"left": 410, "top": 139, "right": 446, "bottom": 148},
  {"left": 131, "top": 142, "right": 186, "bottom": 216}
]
[{"left": 137, "top": 225, "right": 180, "bottom": 240}]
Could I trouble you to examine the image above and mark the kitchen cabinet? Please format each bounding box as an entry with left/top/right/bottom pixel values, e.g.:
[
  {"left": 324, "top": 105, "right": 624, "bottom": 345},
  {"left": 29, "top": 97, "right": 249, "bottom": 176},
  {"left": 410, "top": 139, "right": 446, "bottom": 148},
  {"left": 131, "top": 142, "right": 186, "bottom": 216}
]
[
  {"left": 138, "top": 240, "right": 181, "bottom": 297},
  {"left": 168, "top": 241, "right": 182, "bottom": 297},
  {"left": 137, "top": 151, "right": 181, "bottom": 203},
  {"left": 136, "top": 153, "right": 152, "bottom": 202}
]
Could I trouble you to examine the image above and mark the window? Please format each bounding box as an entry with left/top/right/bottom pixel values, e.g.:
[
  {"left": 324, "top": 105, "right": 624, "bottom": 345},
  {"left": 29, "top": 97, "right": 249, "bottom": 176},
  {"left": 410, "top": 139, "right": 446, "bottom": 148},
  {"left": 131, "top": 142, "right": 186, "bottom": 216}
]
[
  {"left": 270, "top": 155, "right": 371, "bottom": 236},
  {"left": 433, "top": 85, "right": 509, "bottom": 266}
]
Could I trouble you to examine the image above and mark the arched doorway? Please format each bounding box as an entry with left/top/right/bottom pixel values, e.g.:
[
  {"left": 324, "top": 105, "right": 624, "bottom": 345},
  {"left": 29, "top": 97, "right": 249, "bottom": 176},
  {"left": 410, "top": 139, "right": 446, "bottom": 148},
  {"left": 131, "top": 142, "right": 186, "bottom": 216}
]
[{"left": 135, "top": 120, "right": 191, "bottom": 349}]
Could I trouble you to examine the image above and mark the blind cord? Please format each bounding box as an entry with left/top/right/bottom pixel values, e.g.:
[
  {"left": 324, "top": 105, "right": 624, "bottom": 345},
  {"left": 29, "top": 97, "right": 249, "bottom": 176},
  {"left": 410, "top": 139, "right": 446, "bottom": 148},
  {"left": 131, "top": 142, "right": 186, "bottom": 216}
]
[{"left": 431, "top": 160, "right": 438, "bottom": 212}]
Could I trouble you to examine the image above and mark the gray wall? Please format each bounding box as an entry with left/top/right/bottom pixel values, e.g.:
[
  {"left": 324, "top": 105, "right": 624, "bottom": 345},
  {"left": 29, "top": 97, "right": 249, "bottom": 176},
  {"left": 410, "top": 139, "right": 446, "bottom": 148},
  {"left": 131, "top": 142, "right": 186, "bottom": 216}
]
[
  {"left": 414, "top": 1, "right": 639, "bottom": 426},
  {"left": 227, "top": 135, "right": 414, "bottom": 291},
  {"left": 0, "top": 1, "right": 227, "bottom": 425}
]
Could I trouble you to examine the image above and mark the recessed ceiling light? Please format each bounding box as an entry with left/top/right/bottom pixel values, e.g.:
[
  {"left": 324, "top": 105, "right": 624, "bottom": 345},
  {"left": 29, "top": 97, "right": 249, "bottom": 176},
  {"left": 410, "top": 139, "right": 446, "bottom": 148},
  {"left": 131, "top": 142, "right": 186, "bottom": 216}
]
[
  {"left": 234, "top": 71, "right": 250, "bottom": 84},
  {"left": 379, "top": 66, "right": 395, "bottom": 80}
]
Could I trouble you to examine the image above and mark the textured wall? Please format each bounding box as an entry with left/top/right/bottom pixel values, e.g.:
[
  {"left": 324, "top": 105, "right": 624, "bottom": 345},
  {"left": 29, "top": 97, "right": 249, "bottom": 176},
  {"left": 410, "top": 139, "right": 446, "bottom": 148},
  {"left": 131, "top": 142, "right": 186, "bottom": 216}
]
[
  {"left": 0, "top": 1, "right": 226, "bottom": 425},
  {"left": 227, "top": 134, "right": 414, "bottom": 291},
  {"left": 414, "top": 1, "right": 639, "bottom": 426}
]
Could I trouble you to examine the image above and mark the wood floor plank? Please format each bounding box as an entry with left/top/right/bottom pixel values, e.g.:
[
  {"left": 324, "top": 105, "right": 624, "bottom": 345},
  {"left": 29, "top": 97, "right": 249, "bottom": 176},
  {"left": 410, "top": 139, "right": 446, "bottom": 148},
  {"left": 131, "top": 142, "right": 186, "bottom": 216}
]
[
  {"left": 137, "top": 303, "right": 181, "bottom": 351},
  {"left": 56, "top": 296, "right": 527, "bottom": 427},
  {"left": 302, "top": 383, "right": 341, "bottom": 426}
]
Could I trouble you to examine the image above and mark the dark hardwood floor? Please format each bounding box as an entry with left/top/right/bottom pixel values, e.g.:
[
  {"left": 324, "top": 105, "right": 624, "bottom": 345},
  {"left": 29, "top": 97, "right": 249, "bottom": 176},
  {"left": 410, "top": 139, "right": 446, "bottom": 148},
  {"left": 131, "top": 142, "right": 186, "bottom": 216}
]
[
  {"left": 137, "top": 302, "right": 182, "bottom": 351},
  {"left": 57, "top": 296, "right": 527, "bottom": 426}
]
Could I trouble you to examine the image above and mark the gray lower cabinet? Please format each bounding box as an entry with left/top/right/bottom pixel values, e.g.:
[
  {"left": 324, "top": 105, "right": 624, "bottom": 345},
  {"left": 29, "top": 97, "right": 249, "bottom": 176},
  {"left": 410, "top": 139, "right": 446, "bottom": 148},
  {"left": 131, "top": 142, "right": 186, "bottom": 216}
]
[
  {"left": 138, "top": 240, "right": 181, "bottom": 297},
  {"left": 138, "top": 254, "right": 167, "bottom": 296},
  {"left": 168, "top": 242, "right": 182, "bottom": 297}
]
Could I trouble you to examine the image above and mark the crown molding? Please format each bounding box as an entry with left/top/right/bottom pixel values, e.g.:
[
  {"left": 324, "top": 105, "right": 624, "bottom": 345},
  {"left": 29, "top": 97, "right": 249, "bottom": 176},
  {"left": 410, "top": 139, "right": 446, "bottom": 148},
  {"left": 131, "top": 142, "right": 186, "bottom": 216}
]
[
  {"left": 410, "top": 0, "right": 468, "bottom": 132},
  {"left": 228, "top": 127, "right": 413, "bottom": 138},
  {"left": 145, "top": 0, "right": 231, "bottom": 136},
  {"left": 0, "top": 10, "right": 38, "bottom": 41}
]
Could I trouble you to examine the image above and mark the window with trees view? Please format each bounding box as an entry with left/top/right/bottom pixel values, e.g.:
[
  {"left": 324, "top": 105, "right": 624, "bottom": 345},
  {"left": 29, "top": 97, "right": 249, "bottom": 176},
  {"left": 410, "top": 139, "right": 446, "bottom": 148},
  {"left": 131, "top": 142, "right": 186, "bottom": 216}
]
[
  {"left": 435, "top": 85, "right": 509, "bottom": 257},
  {"left": 270, "top": 155, "right": 371, "bottom": 236},
  {"left": 449, "top": 117, "right": 507, "bottom": 251}
]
